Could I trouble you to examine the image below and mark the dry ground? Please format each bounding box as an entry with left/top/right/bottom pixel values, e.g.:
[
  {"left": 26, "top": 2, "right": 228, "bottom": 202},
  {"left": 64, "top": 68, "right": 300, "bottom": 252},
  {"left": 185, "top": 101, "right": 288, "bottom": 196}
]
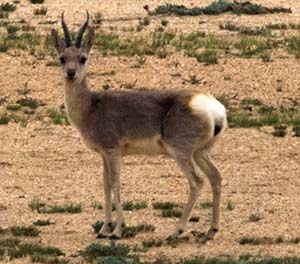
[{"left": 1, "top": 0, "right": 300, "bottom": 263}]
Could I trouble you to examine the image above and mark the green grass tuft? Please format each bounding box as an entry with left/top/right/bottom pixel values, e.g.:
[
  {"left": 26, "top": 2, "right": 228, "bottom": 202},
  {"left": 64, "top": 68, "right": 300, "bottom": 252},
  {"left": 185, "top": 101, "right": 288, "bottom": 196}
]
[
  {"left": 123, "top": 224, "right": 155, "bottom": 238},
  {"left": 11, "top": 226, "right": 40, "bottom": 237},
  {"left": 29, "top": 198, "right": 82, "bottom": 214},
  {"left": 249, "top": 213, "right": 262, "bottom": 222},
  {"left": 161, "top": 209, "right": 182, "bottom": 218},
  {"left": 151, "top": 1, "right": 291, "bottom": 16},
  {"left": 177, "top": 256, "right": 300, "bottom": 264},
  {"left": 122, "top": 201, "right": 148, "bottom": 211},
  {"left": 196, "top": 49, "right": 218, "bottom": 65},
  {"left": 272, "top": 124, "right": 287, "bottom": 137},
  {"left": 142, "top": 238, "right": 163, "bottom": 248},
  {"left": 33, "top": 219, "right": 55, "bottom": 226},
  {"left": 0, "top": 113, "right": 10, "bottom": 125},
  {"left": 0, "top": 3, "right": 16, "bottom": 12},
  {"left": 288, "top": 36, "right": 300, "bottom": 58},
  {"left": 79, "top": 241, "right": 133, "bottom": 263},
  {"left": 43, "top": 204, "right": 82, "bottom": 214},
  {"left": 33, "top": 6, "right": 47, "bottom": 15},
  {"left": 153, "top": 201, "right": 180, "bottom": 210},
  {"left": 17, "top": 97, "right": 39, "bottom": 109},
  {"left": 6, "top": 104, "right": 21, "bottom": 111},
  {"left": 8, "top": 243, "right": 64, "bottom": 260},
  {"left": 200, "top": 201, "right": 213, "bottom": 209},
  {"left": 227, "top": 200, "right": 234, "bottom": 211},
  {"left": 30, "top": 0, "right": 44, "bottom": 3},
  {"left": 47, "top": 108, "right": 69, "bottom": 125}
]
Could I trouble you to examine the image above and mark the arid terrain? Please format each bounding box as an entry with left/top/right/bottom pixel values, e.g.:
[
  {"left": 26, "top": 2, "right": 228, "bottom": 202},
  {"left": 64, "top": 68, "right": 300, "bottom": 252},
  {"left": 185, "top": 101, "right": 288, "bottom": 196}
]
[{"left": 1, "top": 0, "right": 300, "bottom": 263}]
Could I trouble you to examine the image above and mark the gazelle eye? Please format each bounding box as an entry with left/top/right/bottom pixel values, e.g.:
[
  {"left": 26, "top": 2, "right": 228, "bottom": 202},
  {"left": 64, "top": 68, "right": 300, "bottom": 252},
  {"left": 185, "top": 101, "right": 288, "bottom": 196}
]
[
  {"left": 59, "top": 56, "right": 66, "bottom": 64},
  {"left": 80, "top": 57, "right": 87, "bottom": 64}
]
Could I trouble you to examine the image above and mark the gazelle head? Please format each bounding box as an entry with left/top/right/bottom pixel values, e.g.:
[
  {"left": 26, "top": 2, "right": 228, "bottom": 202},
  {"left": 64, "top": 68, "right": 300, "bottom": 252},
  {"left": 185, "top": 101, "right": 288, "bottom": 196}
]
[{"left": 51, "top": 12, "right": 95, "bottom": 83}]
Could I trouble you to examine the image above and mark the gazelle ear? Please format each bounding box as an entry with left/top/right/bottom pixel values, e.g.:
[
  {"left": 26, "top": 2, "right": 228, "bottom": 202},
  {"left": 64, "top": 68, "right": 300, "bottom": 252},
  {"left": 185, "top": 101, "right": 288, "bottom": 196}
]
[
  {"left": 51, "top": 29, "right": 66, "bottom": 54},
  {"left": 82, "top": 27, "right": 95, "bottom": 54}
]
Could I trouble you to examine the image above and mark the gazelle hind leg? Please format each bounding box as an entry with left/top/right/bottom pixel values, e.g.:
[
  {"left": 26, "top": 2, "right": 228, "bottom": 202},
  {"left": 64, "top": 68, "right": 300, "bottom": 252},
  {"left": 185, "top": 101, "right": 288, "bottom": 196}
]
[
  {"left": 168, "top": 153, "right": 204, "bottom": 240},
  {"left": 194, "top": 149, "right": 222, "bottom": 239},
  {"left": 97, "top": 156, "right": 113, "bottom": 238}
]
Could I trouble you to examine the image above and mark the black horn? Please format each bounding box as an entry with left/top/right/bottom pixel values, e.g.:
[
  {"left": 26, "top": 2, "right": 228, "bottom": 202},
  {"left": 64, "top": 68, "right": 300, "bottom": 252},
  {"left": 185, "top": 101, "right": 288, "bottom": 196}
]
[
  {"left": 61, "top": 12, "right": 72, "bottom": 47},
  {"left": 75, "top": 11, "right": 89, "bottom": 48}
]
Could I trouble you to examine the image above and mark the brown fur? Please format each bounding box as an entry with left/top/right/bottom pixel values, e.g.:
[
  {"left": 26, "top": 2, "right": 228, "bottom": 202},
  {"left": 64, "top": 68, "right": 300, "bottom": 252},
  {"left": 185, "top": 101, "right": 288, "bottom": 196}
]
[{"left": 51, "top": 15, "right": 226, "bottom": 240}]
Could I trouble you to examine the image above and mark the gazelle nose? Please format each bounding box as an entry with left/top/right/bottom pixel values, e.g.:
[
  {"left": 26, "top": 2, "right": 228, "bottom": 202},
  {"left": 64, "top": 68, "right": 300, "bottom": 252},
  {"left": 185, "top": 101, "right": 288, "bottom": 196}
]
[{"left": 67, "top": 69, "right": 76, "bottom": 78}]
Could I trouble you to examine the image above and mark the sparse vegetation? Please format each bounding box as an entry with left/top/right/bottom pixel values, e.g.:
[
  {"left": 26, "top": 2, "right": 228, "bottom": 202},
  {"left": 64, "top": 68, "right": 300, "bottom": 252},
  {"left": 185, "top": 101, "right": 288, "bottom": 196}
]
[
  {"left": 29, "top": 198, "right": 82, "bottom": 214},
  {"left": 220, "top": 23, "right": 270, "bottom": 36},
  {"left": 92, "top": 201, "right": 103, "bottom": 210},
  {"left": 150, "top": 1, "right": 291, "bottom": 16},
  {"left": 200, "top": 201, "right": 213, "bottom": 209},
  {"left": 260, "top": 51, "right": 272, "bottom": 62},
  {"left": 0, "top": 113, "right": 10, "bottom": 125},
  {"left": 6, "top": 104, "right": 21, "bottom": 111},
  {"left": 122, "top": 201, "right": 148, "bottom": 211},
  {"left": 0, "top": 10, "right": 9, "bottom": 18},
  {"left": 161, "top": 208, "right": 182, "bottom": 218},
  {"left": 30, "top": 0, "right": 45, "bottom": 4},
  {"left": 0, "top": 39, "right": 9, "bottom": 52},
  {"left": 33, "top": 6, "right": 47, "bottom": 15},
  {"left": 8, "top": 243, "right": 64, "bottom": 261},
  {"left": 79, "top": 241, "right": 138, "bottom": 263},
  {"left": 239, "top": 236, "right": 300, "bottom": 246},
  {"left": 227, "top": 200, "right": 234, "bottom": 211},
  {"left": 153, "top": 201, "right": 180, "bottom": 210},
  {"left": 177, "top": 256, "right": 300, "bottom": 264},
  {"left": 292, "top": 125, "right": 300, "bottom": 137},
  {"left": 272, "top": 124, "right": 287, "bottom": 137},
  {"left": 249, "top": 213, "right": 262, "bottom": 222},
  {"left": 47, "top": 108, "right": 69, "bottom": 125},
  {"left": 234, "top": 36, "right": 274, "bottom": 57},
  {"left": 17, "top": 97, "right": 39, "bottom": 109},
  {"left": 140, "top": 16, "right": 151, "bottom": 26},
  {"left": 196, "top": 49, "right": 218, "bottom": 65},
  {"left": 33, "top": 219, "right": 55, "bottom": 226},
  {"left": 0, "top": 3, "right": 16, "bottom": 12},
  {"left": 123, "top": 224, "right": 155, "bottom": 238},
  {"left": 288, "top": 36, "right": 300, "bottom": 58},
  {"left": 11, "top": 225, "right": 40, "bottom": 237},
  {"left": 142, "top": 238, "right": 163, "bottom": 248},
  {"left": 227, "top": 99, "right": 300, "bottom": 129}
]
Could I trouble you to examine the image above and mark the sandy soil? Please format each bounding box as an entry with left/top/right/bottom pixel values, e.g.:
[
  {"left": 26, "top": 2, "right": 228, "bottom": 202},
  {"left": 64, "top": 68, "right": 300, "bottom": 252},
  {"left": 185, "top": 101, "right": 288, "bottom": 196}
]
[{"left": 1, "top": 0, "right": 300, "bottom": 263}]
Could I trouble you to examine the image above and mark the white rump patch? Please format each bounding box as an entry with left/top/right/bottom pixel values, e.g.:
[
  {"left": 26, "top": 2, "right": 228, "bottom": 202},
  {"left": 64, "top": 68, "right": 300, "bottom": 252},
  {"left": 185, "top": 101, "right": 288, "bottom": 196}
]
[{"left": 189, "top": 94, "right": 226, "bottom": 125}]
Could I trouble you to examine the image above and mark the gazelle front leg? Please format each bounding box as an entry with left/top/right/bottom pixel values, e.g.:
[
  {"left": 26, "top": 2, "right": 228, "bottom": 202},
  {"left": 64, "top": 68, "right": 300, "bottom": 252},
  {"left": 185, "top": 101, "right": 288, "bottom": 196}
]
[
  {"left": 97, "top": 156, "right": 113, "bottom": 238},
  {"left": 106, "top": 150, "right": 125, "bottom": 239}
]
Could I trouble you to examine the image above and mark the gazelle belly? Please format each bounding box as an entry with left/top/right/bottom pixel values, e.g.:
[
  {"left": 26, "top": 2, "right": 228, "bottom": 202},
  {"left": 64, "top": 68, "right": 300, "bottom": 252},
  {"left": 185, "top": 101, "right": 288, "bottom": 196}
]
[{"left": 121, "top": 135, "right": 167, "bottom": 156}]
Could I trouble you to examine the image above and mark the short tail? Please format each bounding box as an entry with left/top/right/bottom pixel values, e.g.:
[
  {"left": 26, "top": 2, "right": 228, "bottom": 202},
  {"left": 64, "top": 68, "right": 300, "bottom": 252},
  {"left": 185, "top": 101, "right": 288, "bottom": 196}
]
[{"left": 189, "top": 94, "right": 227, "bottom": 137}]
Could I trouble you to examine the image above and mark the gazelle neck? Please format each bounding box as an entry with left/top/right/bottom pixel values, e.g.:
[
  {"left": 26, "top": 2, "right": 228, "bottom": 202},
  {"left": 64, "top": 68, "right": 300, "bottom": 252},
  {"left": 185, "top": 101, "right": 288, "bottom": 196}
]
[{"left": 64, "top": 76, "right": 92, "bottom": 129}]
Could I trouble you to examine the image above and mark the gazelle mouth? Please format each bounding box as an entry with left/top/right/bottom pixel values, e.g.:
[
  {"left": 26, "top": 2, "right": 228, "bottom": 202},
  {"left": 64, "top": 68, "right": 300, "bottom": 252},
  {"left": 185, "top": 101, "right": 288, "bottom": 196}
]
[{"left": 67, "top": 76, "right": 76, "bottom": 81}]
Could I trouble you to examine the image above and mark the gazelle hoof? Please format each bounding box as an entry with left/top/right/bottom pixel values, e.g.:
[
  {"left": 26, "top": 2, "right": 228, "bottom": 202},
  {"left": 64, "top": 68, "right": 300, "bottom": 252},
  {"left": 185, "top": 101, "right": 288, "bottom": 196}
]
[
  {"left": 206, "top": 227, "right": 218, "bottom": 239},
  {"left": 166, "top": 229, "right": 183, "bottom": 241},
  {"left": 97, "top": 233, "right": 109, "bottom": 239},
  {"left": 110, "top": 234, "right": 121, "bottom": 240}
]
